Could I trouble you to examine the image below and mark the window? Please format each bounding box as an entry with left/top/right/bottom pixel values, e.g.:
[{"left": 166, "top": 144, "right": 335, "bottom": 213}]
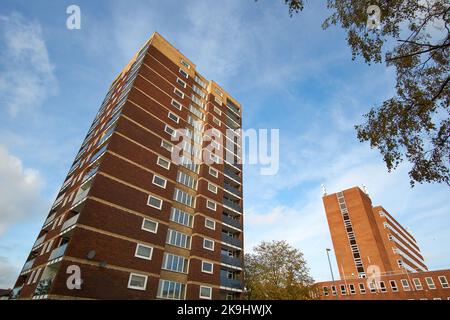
[
  {"left": 213, "top": 106, "right": 222, "bottom": 115},
  {"left": 359, "top": 283, "right": 366, "bottom": 294},
  {"left": 157, "top": 156, "right": 171, "bottom": 169},
  {"left": 331, "top": 285, "right": 337, "bottom": 296},
  {"left": 209, "top": 167, "right": 219, "bottom": 178},
  {"left": 213, "top": 116, "right": 221, "bottom": 126},
  {"left": 397, "top": 260, "right": 403, "bottom": 268},
  {"left": 438, "top": 276, "right": 449, "bottom": 288},
  {"left": 171, "top": 99, "right": 183, "bottom": 110},
  {"left": 176, "top": 77, "right": 187, "bottom": 88},
  {"left": 179, "top": 68, "right": 189, "bottom": 79},
  {"left": 164, "top": 125, "right": 176, "bottom": 137},
  {"left": 170, "top": 207, "right": 193, "bottom": 228},
  {"left": 176, "top": 171, "right": 197, "bottom": 189},
  {"left": 206, "top": 199, "right": 217, "bottom": 211},
  {"left": 207, "top": 183, "right": 218, "bottom": 194},
  {"left": 201, "top": 261, "right": 214, "bottom": 274},
  {"left": 174, "top": 88, "right": 184, "bottom": 99},
  {"left": 349, "top": 284, "right": 356, "bottom": 295},
  {"left": 379, "top": 281, "right": 387, "bottom": 293},
  {"left": 157, "top": 279, "right": 186, "bottom": 300},
  {"left": 161, "top": 140, "right": 173, "bottom": 152},
  {"left": 173, "top": 188, "right": 195, "bottom": 207},
  {"left": 212, "top": 128, "right": 221, "bottom": 137},
  {"left": 147, "top": 195, "right": 163, "bottom": 210},
  {"left": 199, "top": 286, "right": 212, "bottom": 299},
  {"left": 203, "top": 238, "right": 214, "bottom": 251},
  {"left": 180, "top": 59, "right": 190, "bottom": 69},
  {"left": 205, "top": 218, "right": 216, "bottom": 230},
  {"left": 413, "top": 278, "right": 423, "bottom": 290},
  {"left": 128, "top": 273, "right": 148, "bottom": 291},
  {"left": 152, "top": 175, "right": 167, "bottom": 188},
  {"left": 142, "top": 218, "right": 158, "bottom": 233},
  {"left": 368, "top": 281, "right": 376, "bottom": 293},
  {"left": 135, "top": 244, "right": 153, "bottom": 260},
  {"left": 390, "top": 280, "right": 398, "bottom": 292},
  {"left": 322, "top": 287, "right": 329, "bottom": 296},
  {"left": 340, "top": 285, "right": 347, "bottom": 295},
  {"left": 401, "top": 279, "right": 411, "bottom": 291},
  {"left": 425, "top": 277, "right": 436, "bottom": 289},
  {"left": 214, "top": 88, "right": 223, "bottom": 97},
  {"left": 168, "top": 112, "right": 179, "bottom": 123},
  {"left": 162, "top": 253, "right": 188, "bottom": 273},
  {"left": 166, "top": 229, "right": 191, "bottom": 249}
]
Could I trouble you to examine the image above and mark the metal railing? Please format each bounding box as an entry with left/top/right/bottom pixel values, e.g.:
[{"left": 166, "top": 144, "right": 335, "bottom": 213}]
[
  {"left": 224, "top": 168, "right": 241, "bottom": 182},
  {"left": 223, "top": 198, "right": 242, "bottom": 213},
  {"left": 224, "top": 183, "right": 241, "bottom": 198},
  {"left": 222, "top": 215, "right": 242, "bottom": 230},
  {"left": 21, "top": 258, "right": 35, "bottom": 273},
  {"left": 220, "top": 277, "right": 243, "bottom": 289},
  {"left": 48, "top": 243, "right": 68, "bottom": 261},
  {"left": 60, "top": 214, "right": 80, "bottom": 233},
  {"left": 222, "top": 234, "right": 242, "bottom": 248},
  {"left": 220, "top": 254, "right": 242, "bottom": 268}
]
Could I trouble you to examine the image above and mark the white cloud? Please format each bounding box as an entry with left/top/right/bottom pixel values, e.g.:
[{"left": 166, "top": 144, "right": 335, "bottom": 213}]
[
  {"left": 0, "top": 12, "right": 57, "bottom": 116},
  {"left": 0, "top": 256, "right": 18, "bottom": 289},
  {"left": 0, "top": 145, "right": 44, "bottom": 235}
]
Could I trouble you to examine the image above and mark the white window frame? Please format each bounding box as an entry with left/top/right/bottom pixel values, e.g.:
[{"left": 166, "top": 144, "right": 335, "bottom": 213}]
[
  {"left": 147, "top": 195, "right": 163, "bottom": 210},
  {"left": 161, "top": 140, "right": 174, "bottom": 152},
  {"left": 152, "top": 174, "right": 167, "bottom": 189},
  {"left": 127, "top": 273, "right": 148, "bottom": 291},
  {"left": 205, "top": 218, "right": 216, "bottom": 230},
  {"left": 171, "top": 99, "right": 183, "bottom": 110},
  {"left": 134, "top": 243, "right": 153, "bottom": 260},
  {"left": 208, "top": 167, "right": 219, "bottom": 178},
  {"left": 168, "top": 111, "right": 179, "bottom": 123},
  {"left": 213, "top": 116, "right": 221, "bottom": 126},
  {"left": 425, "top": 277, "right": 436, "bottom": 289},
  {"left": 438, "top": 276, "right": 449, "bottom": 288},
  {"left": 401, "top": 279, "right": 411, "bottom": 291},
  {"left": 213, "top": 106, "right": 222, "bottom": 115},
  {"left": 199, "top": 286, "right": 212, "bottom": 300},
  {"left": 203, "top": 238, "right": 215, "bottom": 251},
  {"left": 358, "top": 283, "right": 366, "bottom": 294},
  {"left": 174, "top": 88, "right": 184, "bottom": 99},
  {"left": 164, "top": 125, "right": 176, "bottom": 138},
  {"left": 206, "top": 199, "right": 217, "bottom": 211},
  {"left": 180, "top": 59, "right": 190, "bottom": 69},
  {"left": 157, "top": 156, "right": 171, "bottom": 170},
  {"left": 390, "top": 280, "right": 398, "bottom": 292},
  {"left": 179, "top": 68, "right": 189, "bottom": 79},
  {"left": 413, "top": 278, "right": 423, "bottom": 290},
  {"left": 201, "top": 261, "right": 214, "bottom": 274},
  {"left": 176, "top": 77, "right": 187, "bottom": 88},
  {"left": 141, "top": 218, "right": 158, "bottom": 234},
  {"left": 207, "top": 183, "right": 218, "bottom": 194}
]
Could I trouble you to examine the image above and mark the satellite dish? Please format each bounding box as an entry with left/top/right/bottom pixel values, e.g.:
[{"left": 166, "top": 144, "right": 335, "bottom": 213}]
[
  {"left": 87, "top": 250, "right": 96, "bottom": 260},
  {"left": 99, "top": 261, "right": 107, "bottom": 268}
]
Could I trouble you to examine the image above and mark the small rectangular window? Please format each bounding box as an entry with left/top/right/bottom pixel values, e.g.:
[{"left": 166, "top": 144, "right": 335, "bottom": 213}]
[
  {"left": 157, "top": 157, "right": 171, "bottom": 169},
  {"left": 401, "top": 279, "right": 411, "bottom": 291},
  {"left": 161, "top": 140, "right": 173, "bottom": 152},
  {"left": 142, "top": 218, "right": 158, "bottom": 233},
  {"left": 168, "top": 112, "right": 179, "bottom": 123},
  {"left": 413, "top": 278, "right": 423, "bottom": 290},
  {"left": 135, "top": 243, "right": 153, "bottom": 260},
  {"left": 157, "top": 279, "right": 186, "bottom": 300},
  {"left": 439, "top": 276, "right": 449, "bottom": 288},
  {"left": 214, "top": 96, "right": 222, "bottom": 105},
  {"left": 179, "top": 68, "right": 189, "bottom": 79},
  {"left": 340, "top": 285, "right": 347, "bottom": 295},
  {"left": 209, "top": 167, "right": 218, "bottom": 178},
  {"left": 170, "top": 207, "right": 193, "bottom": 228},
  {"left": 176, "top": 77, "right": 187, "bottom": 88},
  {"left": 348, "top": 284, "right": 356, "bottom": 295},
  {"left": 379, "top": 281, "right": 387, "bottom": 292},
  {"left": 206, "top": 199, "right": 217, "bottom": 211},
  {"left": 147, "top": 195, "right": 163, "bottom": 210},
  {"left": 213, "top": 116, "right": 221, "bottom": 126},
  {"left": 199, "top": 286, "right": 212, "bottom": 299},
  {"left": 128, "top": 273, "right": 148, "bottom": 291},
  {"left": 359, "top": 283, "right": 366, "bottom": 294},
  {"left": 213, "top": 106, "right": 222, "bottom": 115},
  {"left": 171, "top": 99, "right": 183, "bottom": 110},
  {"left": 205, "top": 218, "right": 216, "bottom": 230},
  {"left": 390, "top": 280, "right": 398, "bottom": 292},
  {"left": 425, "top": 277, "right": 436, "bottom": 289},
  {"left": 180, "top": 59, "right": 190, "bottom": 69},
  {"left": 166, "top": 229, "right": 191, "bottom": 249},
  {"left": 203, "top": 238, "right": 214, "bottom": 251},
  {"left": 174, "top": 88, "right": 184, "bottom": 99},
  {"left": 152, "top": 175, "right": 167, "bottom": 188},
  {"left": 207, "top": 183, "right": 218, "bottom": 194},
  {"left": 164, "top": 125, "right": 176, "bottom": 137},
  {"left": 201, "top": 261, "right": 214, "bottom": 274}
]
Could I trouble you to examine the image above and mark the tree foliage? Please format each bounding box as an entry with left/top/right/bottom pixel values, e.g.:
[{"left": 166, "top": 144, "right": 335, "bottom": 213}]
[
  {"left": 276, "top": 0, "right": 450, "bottom": 186},
  {"left": 244, "top": 240, "right": 315, "bottom": 300}
]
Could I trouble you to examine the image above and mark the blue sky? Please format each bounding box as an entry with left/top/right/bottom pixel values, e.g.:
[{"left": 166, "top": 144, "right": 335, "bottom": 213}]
[{"left": 0, "top": 0, "right": 449, "bottom": 288}]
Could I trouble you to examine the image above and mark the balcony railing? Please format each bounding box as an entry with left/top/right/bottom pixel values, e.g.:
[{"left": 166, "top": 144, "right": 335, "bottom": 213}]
[
  {"left": 43, "top": 213, "right": 56, "bottom": 227},
  {"left": 222, "top": 215, "right": 242, "bottom": 230},
  {"left": 220, "top": 277, "right": 243, "bottom": 289},
  {"left": 60, "top": 214, "right": 80, "bottom": 233},
  {"left": 48, "top": 243, "right": 68, "bottom": 261},
  {"left": 82, "top": 165, "right": 99, "bottom": 183},
  {"left": 51, "top": 194, "right": 65, "bottom": 210},
  {"left": 223, "top": 198, "right": 242, "bottom": 213},
  {"left": 222, "top": 234, "right": 242, "bottom": 248},
  {"left": 72, "top": 185, "right": 91, "bottom": 205},
  {"left": 221, "top": 254, "right": 242, "bottom": 268},
  {"left": 224, "top": 183, "right": 241, "bottom": 198},
  {"left": 224, "top": 168, "right": 241, "bottom": 182},
  {"left": 21, "top": 258, "right": 35, "bottom": 273},
  {"left": 33, "top": 235, "right": 46, "bottom": 249},
  {"left": 10, "top": 286, "right": 23, "bottom": 299},
  {"left": 34, "top": 278, "right": 53, "bottom": 296}
]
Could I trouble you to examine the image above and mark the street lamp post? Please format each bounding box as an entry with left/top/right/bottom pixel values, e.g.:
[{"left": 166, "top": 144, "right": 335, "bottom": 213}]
[{"left": 326, "top": 248, "right": 335, "bottom": 282}]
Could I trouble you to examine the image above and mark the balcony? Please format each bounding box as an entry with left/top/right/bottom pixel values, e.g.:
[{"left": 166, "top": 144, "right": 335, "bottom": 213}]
[
  {"left": 34, "top": 278, "right": 53, "bottom": 296},
  {"left": 220, "top": 277, "right": 243, "bottom": 290},
  {"left": 72, "top": 180, "right": 92, "bottom": 206},
  {"left": 224, "top": 183, "right": 241, "bottom": 198},
  {"left": 48, "top": 243, "right": 68, "bottom": 262},
  {"left": 51, "top": 194, "right": 65, "bottom": 210},
  {"left": 82, "top": 164, "right": 99, "bottom": 183},
  {"left": 221, "top": 254, "right": 242, "bottom": 268},
  {"left": 224, "top": 168, "right": 241, "bottom": 183},
  {"left": 10, "top": 286, "right": 23, "bottom": 299},
  {"left": 42, "top": 213, "right": 56, "bottom": 229},
  {"left": 33, "top": 234, "right": 46, "bottom": 249},
  {"left": 89, "top": 144, "right": 108, "bottom": 164},
  {"left": 60, "top": 214, "right": 80, "bottom": 233},
  {"left": 223, "top": 198, "right": 242, "bottom": 213},
  {"left": 21, "top": 258, "right": 35, "bottom": 273},
  {"left": 222, "top": 234, "right": 242, "bottom": 248},
  {"left": 222, "top": 215, "right": 242, "bottom": 230}
]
